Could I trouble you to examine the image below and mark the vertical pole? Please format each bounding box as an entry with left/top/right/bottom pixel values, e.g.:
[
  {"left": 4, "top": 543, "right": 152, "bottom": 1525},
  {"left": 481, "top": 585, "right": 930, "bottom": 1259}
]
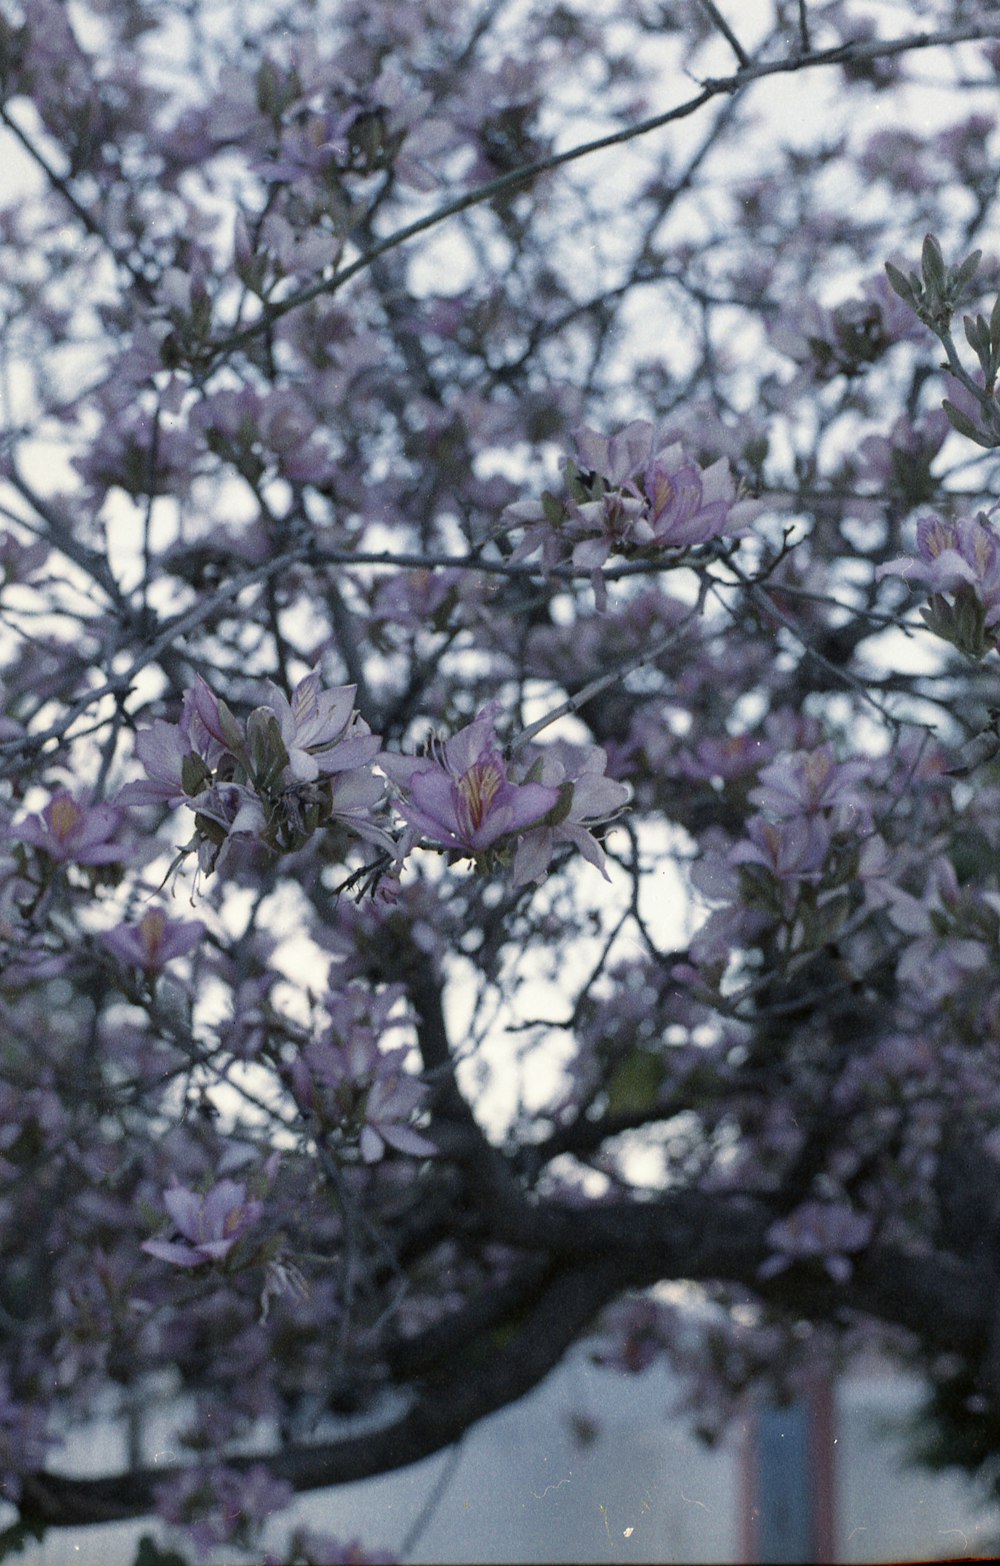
[{"left": 740, "top": 1376, "right": 837, "bottom": 1564}]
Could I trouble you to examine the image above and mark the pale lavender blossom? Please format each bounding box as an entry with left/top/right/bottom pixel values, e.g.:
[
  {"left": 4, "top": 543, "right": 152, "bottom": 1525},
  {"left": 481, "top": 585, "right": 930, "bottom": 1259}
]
[
  {"left": 760, "top": 1201, "right": 874, "bottom": 1283},
  {"left": 290, "top": 984, "right": 435, "bottom": 1163},
  {"left": 15, "top": 791, "right": 126, "bottom": 865},
  {"left": 256, "top": 670, "right": 380, "bottom": 784},
  {"left": 380, "top": 705, "right": 559, "bottom": 859},
  {"left": 143, "top": 1179, "right": 263, "bottom": 1267},
  {"left": 877, "top": 510, "right": 1000, "bottom": 625},
  {"left": 101, "top": 906, "right": 205, "bottom": 973},
  {"left": 511, "top": 742, "right": 630, "bottom": 885},
  {"left": 640, "top": 444, "right": 738, "bottom": 548},
  {"left": 886, "top": 858, "right": 992, "bottom": 1003},
  {"left": 117, "top": 714, "right": 208, "bottom": 808},
  {"left": 155, "top": 1462, "right": 293, "bottom": 1553},
  {"left": 574, "top": 419, "right": 658, "bottom": 486},
  {"left": 749, "top": 744, "right": 868, "bottom": 823},
  {"left": 730, "top": 814, "right": 832, "bottom": 881}
]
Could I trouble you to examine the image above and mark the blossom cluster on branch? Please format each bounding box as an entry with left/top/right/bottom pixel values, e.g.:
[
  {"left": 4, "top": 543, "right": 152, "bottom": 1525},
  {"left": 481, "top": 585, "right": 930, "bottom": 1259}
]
[{"left": 6, "top": 1, "right": 1000, "bottom": 1561}]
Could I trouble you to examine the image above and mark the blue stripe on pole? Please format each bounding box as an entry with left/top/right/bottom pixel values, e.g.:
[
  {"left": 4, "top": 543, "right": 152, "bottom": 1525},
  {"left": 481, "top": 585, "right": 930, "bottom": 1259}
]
[{"left": 756, "top": 1401, "right": 814, "bottom": 1563}]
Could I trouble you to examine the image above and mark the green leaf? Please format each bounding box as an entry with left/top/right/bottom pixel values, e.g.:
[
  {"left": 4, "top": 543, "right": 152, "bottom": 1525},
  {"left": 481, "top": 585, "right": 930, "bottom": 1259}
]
[
  {"left": 216, "top": 697, "right": 246, "bottom": 757},
  {"left": 245, "top": 707, "right": 290, "bottom": 792},
  {"left": 606, "top": 1048, "right": 666, "bottom": 1116},
  {"left": 942, "top": 399, "right": 994, "bottom": 448},
  {"left": 990, "top": 294, "right": 1000, "bottom": 354},
  {"left": 180, "top": 750, "right": 212, "bottom": 797},
  {"left": 921, "top": 232, "right": 946, "bottom": 289},
  {"left": 541, "top": 489, "right": 564, "bottom": 524},
  {"left": 952, "top": 248, "right": 983, "bottom": 298},
  {"left": 884, "top": 260, "right": 915, "bottom": 305}
]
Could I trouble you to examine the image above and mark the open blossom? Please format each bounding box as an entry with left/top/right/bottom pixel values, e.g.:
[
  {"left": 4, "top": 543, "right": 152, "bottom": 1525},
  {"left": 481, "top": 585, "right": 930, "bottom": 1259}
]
[
  {"left": 510, "top": 742, "right": 631, "bottom": 885},
  {"left": 15, "top": 791, "right": 126, "bottom": 865},
  {"left": 877, "top": 511, "right": 1000, "bottom": 627},
  {"left": 760, "top": 1201, "right": 874, "bottom": 1283},
  {"left": 640, "top": 444, "right": 740, "bottom": 548},
  {"left": 143, "top": 1179, "right": 263, "bottom": 1267},
  {"left": 730, "top": 814, "right": 832, "bottom": 881},
  {"left": 254, "top": 670, "right": 381, "bottom": 784},
  {"left": 749, "top": 744, "right": 868, "bottom": 824},
  {"left": 380, "top": 705, "right": 559, "bottom": 860},
  {"left": 101, "top": 906, "right": 205, "bottom": 973}
]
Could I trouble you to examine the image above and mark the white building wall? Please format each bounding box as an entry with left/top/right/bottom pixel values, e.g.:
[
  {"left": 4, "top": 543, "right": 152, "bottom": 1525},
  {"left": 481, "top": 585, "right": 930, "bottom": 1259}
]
[{"left": 17, "top": 1350, "right": 1000, "bottom": 1564}]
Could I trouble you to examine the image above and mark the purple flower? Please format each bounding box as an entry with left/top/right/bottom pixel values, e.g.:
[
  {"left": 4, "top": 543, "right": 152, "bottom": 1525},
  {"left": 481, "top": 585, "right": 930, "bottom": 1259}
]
[
  {"left": 511, "top": 742, "right": 631, "bottom": 885},
  {"left": 641, "top": 445, "right": 737, "bottom": 548},
  {"left": 143, "top": 1179, "right": 262, "bottom": 1267},
  {"left": 574, "top": 419, "right": 657, "bottom": 486},
  {"left": 16, "top": 791, "right": 125, "bottom": 865},
  {"left": 730, "top": 814, "right": 832, "bottom": 881},
  {"left": 760, "top": 1200, "right": 873, "bottom": 1283},
  {"left": 381, "top": 705, "right": 559, "bottom": 859},
  {"left": 101, "top": 906, "right": 205, "bottom": 973},
  {"left": 749, "top": 744, "right": 867, "bottom": 821},
  {"left": 256, "top": 670, "right": 380, "bottom": 784},
  {"left": 877, "top": 510, "right": 1000, "bottom": 626},
  {"left": 117, "top": 716, "right": 205, "bottom": 808}
]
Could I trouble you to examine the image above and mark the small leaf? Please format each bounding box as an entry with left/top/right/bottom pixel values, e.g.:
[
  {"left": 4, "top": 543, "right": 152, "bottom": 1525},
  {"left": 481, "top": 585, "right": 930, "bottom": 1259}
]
[
  {"left": 952, "top": 248, "right": 983, "bottom": 297},
  {"left": 606, "top": 1048, "right": 665, "bottom": 1117},
  {"left": 921, "top": 233, "right": 946, "bottom": 289},
  {"left": 541, "top": 489, "right": 564, "bottom": 524},
  {"left": 180, "top": 750, "right": 212, "bottom": 797},
  {"left": 942, "top": 399, "right": 994, "bottom": 447},
  {"left": 884, "top": 261, "right": 916, "bottom": 305}
]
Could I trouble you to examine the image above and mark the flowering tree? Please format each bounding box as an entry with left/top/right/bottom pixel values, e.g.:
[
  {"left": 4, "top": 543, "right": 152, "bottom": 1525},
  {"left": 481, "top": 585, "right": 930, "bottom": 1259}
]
[{"left": 6, "top": 0, "right": 1000, "bottom": 1557}]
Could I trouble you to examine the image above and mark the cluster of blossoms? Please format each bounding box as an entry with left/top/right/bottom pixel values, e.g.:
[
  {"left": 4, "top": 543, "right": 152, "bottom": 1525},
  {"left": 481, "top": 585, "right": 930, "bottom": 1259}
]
[
  {"left": 155, "top": 1461, "right": 294, "bottom": 1555},
  {"left": 288, "top": 984, "right": 435, "bottom": 1163},
  {"left": 688, "top": 742, "right": 873, "bottom": 968},
  {"left": 877, "top": 509, "right": 1000, "bottom": 657},
  {"left": 767, "top": 271, "right": 922, "bottom": 382},
  {"left": 503, "top": 421, "right": 759, "bottom": 603},
  {"left": 120, "top": 681, "right": 629, "bottom": 888},
  {"left": 119, "top": 670, "right": 390, "bottom": 872}
]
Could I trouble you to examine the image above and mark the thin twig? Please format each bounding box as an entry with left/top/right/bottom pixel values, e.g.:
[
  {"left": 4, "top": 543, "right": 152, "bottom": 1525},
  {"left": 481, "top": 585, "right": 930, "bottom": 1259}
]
[
  {"left": 202, "top": 19, "right": 1000, "bottom": 363},
  {"left": 797, "top": 0, "right": 811, "bottom": 53},
  {"left": 695, "top": 0, "right": 751, "bottom": 69},
  {"left": 509, "top": 606, "right": 703, "bottom": 748}
]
